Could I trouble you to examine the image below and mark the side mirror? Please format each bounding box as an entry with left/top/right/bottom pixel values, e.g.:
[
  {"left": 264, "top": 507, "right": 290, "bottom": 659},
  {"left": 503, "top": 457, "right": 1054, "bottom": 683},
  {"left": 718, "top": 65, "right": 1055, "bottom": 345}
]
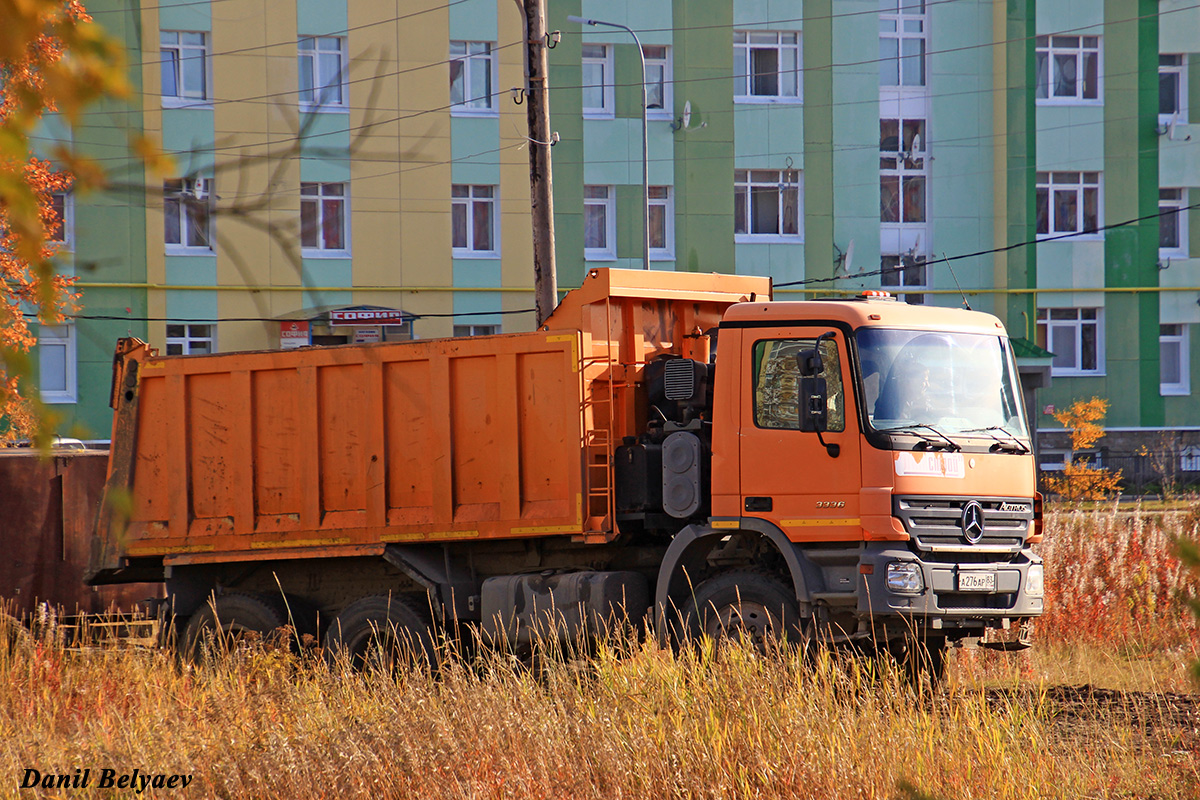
[
  {"left": 799, "top": 375, "right": 828, "bottom": 432},
  {"left": 795, "top": 332, "right": 839, "bottom": 457},
  {"left": 796, "top": 346, "right": 822, "bottom": 377}
]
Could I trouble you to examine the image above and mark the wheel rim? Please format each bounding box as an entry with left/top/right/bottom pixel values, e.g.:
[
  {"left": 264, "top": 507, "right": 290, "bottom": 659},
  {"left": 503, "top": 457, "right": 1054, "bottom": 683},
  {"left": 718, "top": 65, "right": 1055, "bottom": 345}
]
[{"left": 703, "top": 601, "right": 779, "bottom": 648}]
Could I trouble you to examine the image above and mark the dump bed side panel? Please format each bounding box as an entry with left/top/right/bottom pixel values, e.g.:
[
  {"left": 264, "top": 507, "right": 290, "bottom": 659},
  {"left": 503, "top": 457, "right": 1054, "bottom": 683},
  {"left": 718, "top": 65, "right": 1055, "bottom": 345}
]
[{"left": 97, "top": 332, "right": 583, "bottom": 569}]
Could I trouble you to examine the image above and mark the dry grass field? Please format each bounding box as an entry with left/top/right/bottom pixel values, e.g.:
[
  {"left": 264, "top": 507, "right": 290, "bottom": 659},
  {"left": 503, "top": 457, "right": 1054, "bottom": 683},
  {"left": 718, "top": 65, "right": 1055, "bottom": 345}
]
[{"left": 2, "top": 507, "right": 1198, "bottom": 799}]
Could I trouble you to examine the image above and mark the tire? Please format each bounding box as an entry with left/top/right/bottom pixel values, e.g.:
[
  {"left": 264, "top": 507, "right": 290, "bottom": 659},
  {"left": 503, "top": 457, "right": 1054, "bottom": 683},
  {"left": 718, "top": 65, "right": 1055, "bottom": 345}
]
[
  {"left": 323, "top": 594, "right": 437, "bottom": 671},
  {"left": 181, "top": 592, "right": 288, "bottom": 663},
  {"left": 891, "top": 635, "right": 949, "bottom": 687},
  {"left": 681, "top": 571, "right": 801, "bottom": 651}
]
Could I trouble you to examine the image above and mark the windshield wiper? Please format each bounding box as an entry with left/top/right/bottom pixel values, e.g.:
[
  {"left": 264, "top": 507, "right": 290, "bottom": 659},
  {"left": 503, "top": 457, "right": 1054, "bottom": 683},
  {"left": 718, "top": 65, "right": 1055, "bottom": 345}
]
[
  {"left": 963, "top": 425, "right": 1030, "bottom": 454},
  {"left": 875, "top": 424, "right": 962, "bottom": 452}
]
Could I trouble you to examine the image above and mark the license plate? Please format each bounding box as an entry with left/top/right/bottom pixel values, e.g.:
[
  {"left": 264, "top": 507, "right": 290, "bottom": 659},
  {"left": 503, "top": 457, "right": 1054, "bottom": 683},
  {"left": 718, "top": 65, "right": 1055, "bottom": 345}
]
[{"left": 958, "top": 571, "right": 996, "bottom": 592}]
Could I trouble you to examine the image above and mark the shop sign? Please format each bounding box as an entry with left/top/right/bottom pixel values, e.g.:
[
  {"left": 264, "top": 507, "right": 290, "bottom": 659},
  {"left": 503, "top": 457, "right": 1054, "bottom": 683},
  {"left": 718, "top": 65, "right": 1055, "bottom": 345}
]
[
  {"left": 280, "top": 320, "right": 310, "bottom": 349},
  {"left": 331, "top": 309, "right": 408, "bottom": 325}
]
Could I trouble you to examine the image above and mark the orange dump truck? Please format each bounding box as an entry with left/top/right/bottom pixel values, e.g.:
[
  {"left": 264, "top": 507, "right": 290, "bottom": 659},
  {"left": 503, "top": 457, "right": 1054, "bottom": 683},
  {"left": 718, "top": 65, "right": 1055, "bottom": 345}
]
[{"left": 89, "top": 268, "right": 1042, "bottom": 668}]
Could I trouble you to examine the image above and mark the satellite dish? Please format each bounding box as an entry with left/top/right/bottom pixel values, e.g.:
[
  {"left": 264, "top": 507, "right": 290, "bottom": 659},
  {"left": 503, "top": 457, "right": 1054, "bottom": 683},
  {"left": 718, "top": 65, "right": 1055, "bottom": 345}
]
[
  {"left": 682, "top": 100, "right": 692, "bottom": 129},
  {"left": 844, "top": 239, "right": 855, "bottom": 275}
]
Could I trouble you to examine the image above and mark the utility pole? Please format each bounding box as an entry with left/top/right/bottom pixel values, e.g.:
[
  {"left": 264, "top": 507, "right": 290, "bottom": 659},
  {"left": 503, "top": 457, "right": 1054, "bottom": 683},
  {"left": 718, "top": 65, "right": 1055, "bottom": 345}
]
[{"left": 519, "top": 0, "right": 558, "bottom": 326}]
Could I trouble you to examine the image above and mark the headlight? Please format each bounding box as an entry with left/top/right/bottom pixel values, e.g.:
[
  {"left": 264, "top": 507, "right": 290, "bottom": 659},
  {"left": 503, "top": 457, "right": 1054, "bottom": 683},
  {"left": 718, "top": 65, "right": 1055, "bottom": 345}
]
[
  {"left": 1026, "top": 564, "right": 1044, "bottom": 597},
  {"left": 886, "top": 561, "right": 924, "bottom": 593}
]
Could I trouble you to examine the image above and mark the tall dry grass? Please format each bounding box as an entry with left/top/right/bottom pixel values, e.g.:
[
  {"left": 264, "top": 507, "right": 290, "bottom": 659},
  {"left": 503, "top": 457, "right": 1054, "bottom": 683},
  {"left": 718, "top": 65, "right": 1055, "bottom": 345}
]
[{"left": 0, "top": 507, "right": 1197, "bottom": 799}]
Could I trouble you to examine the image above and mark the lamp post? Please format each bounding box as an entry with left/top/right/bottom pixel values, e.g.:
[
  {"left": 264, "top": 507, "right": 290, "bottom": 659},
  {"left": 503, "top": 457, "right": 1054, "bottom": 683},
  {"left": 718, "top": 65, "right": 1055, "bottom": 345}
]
[{"left": 567, "top": 15, "right": 650, "bottom": 270}]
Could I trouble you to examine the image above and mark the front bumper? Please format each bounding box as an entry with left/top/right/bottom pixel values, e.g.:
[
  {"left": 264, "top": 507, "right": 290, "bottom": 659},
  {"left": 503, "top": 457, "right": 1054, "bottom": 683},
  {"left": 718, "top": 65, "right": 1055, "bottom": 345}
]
[{"left": 858, "top": 541, "right": 1044, "bottom": 629}]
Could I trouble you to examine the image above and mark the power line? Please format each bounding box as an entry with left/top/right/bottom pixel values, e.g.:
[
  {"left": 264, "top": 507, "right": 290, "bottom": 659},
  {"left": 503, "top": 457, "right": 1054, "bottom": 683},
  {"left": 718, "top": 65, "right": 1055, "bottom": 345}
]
[{"left": 775, "top": 201, "right": 1200, "bottom": 289}]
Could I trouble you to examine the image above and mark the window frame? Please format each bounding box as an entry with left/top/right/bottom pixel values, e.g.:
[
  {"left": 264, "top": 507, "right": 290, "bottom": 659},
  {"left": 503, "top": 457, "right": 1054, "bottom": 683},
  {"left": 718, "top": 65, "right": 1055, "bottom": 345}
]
[
  {"left": 298, "top": 36, "right": 347, "bottom": 112},
  {"left": 301, "top": 181, "right": 349, "bottom": 256},
  {"left": 1036, "top": 307, "right": 1105, "bottom": 376},
  {"left": 733, "top": 31, "right": 802, "bottom": 103},
  {"left": 648, "top": 185, "right": 674, "bottom": 260},
  {"left": 1159, "top": 188, "right": 1188, "bottom": 257},
  {"left": 37, "top": 324, "right": 76, "bottom": 404},
  {"left": 160, "top": 30, "right": 211, "bottom": 107},
  {"left": 451, "top": 184, "right": 499, "bottom": 257},
  {"left": 643, "top": 45, "right": 672, "bottom": 119},
  {"left": 581, "top": 43, "right": 614, "bottom": 118},
  {"left": 1160, "top": 323, "right": 1190, "bottom": 396},
  {"left": 164, "top": 177, "right": 215, "bottom": 254},
  {"left": 166, "top": 323, "right": 216, "bottom": 356},
  {"left": 879, "top": 253, "right": 927, "bottom": 305},
  {"left": 879, "top": 117, "right": 927, "bottom": 225},
  {"left": 1036, "top": 171, "right": 1102, "bottom": 239},
  {"left": 48, "top": 190, "right": 73, "bottom": 248},
  {"left": 751, "top": 337, "right": 845, "bottom": 432},
  {"left": 584, "top": 184, "right": 616, "bottom": 260},
  {"left": 1035, "top": 35, "right": 1101, "bottom": 105},
  {"left": 878, "top": 0, "right": 927, "bottom": 88},
  {"left": 1159, "top": 54, "right": 1188, "bottom": 122},
  {"left": 449, "top": 40, "right": 497, "bottom": 115},
  {"left": 453, "top": 324, "right": 500, "bottom": 337},
  {"left": 734, "top": 168, "right": 803, "bottom": 242}
]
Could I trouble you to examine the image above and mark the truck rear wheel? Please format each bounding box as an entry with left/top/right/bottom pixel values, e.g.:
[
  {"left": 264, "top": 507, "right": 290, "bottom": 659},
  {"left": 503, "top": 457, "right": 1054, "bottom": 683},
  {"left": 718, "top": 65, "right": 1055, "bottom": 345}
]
[
  {"left": 681, "top": 571, "right": 800, "bottom": 651},
  {"left": 323, "top": 594, "right": 437, "bottom": 671},
  {"left": 181, "top": 592, "right": 287, "bottom": 663}
]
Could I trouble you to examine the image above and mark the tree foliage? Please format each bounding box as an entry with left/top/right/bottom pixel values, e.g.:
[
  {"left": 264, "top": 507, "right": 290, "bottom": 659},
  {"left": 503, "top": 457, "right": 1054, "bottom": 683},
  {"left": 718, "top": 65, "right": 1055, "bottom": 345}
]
[
  {"left": 1043, "top": 397, "right": 1123, "bottom": 501},
  {"left": 1, "top": 0, "right": 129, "bottom": 441}
]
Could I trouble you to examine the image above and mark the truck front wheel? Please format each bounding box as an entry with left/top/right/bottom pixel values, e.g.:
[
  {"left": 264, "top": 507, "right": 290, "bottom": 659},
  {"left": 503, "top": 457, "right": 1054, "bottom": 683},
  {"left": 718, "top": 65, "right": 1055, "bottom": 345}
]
[
  {"left": 323, "top": 594, "right": 437, "bottom": 671},
  {"left": 181, "top": 592, "right": 287, "bottom": 663},
  {"left": 681, "top": 571, "right": 800, "bottom": 650}
]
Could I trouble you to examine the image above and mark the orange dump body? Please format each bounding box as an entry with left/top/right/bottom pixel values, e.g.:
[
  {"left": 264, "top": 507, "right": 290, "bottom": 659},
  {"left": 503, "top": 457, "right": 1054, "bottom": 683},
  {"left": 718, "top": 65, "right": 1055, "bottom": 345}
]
[{"left": 91, "top": 268, "right": 769, "bottom": 577}]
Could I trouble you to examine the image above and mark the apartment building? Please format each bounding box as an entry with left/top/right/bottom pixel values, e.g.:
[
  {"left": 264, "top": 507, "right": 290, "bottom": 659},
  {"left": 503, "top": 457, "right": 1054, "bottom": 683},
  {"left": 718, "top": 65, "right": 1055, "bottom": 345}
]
[{"left": 30, "top": 0, "right": 1200, "bottom": 460}]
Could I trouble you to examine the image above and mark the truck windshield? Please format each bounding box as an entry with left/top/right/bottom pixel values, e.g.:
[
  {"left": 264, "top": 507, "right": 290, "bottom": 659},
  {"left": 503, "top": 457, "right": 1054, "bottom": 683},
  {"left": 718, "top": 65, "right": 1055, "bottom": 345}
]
[{"left": 857, "top": 328, "right": 1029, "bottom": 440}]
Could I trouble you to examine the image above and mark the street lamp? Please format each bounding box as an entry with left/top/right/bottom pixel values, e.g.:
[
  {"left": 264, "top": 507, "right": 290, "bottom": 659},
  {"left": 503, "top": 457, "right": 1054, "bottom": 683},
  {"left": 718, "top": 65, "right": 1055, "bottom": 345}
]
[{"left": 567, "top": 15, "right": 650, "bottom": 271}]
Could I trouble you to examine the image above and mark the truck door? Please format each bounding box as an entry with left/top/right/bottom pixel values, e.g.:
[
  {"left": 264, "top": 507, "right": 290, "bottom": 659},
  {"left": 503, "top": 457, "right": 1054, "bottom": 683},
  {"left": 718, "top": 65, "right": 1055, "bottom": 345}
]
[{"left": 738, "top": 327, "right": 863, "bottom": 542}]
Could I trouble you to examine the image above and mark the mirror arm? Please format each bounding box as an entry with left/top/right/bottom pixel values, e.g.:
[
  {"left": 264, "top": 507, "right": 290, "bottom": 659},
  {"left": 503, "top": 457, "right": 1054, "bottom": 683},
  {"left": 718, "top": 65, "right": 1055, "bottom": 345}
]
[{"left": 814, "top": 427, "right": 840, "bottom": 458}]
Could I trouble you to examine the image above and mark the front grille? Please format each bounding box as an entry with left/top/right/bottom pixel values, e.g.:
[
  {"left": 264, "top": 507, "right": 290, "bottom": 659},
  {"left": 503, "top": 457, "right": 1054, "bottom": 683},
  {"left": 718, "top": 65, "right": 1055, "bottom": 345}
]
[{"left": 894, "top": 495, "right": 1031, "bottom": 558}]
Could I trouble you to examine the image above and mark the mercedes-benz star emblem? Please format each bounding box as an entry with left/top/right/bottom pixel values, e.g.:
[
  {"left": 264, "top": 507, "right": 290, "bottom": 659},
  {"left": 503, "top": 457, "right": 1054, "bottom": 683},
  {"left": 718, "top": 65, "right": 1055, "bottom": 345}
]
[{"left": 961, "top": 501, "right": 985, "bottom": 543}]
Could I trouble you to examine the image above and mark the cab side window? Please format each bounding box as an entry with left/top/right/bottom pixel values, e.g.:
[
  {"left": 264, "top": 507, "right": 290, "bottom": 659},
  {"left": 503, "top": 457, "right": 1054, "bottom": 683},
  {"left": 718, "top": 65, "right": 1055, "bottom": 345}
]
[{"left": 753, "top": 338, "right": 845, "bottom": 431}]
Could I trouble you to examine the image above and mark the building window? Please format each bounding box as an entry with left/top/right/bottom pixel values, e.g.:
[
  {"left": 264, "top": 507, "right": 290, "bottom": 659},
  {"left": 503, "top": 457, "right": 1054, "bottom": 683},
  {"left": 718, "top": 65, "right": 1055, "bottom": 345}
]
[
  {"left": 1035, "top": 35, "right": 1099, "bottom": 103},
  {"left": 449, "top": 41, "right": 495, "bottom": 112},
  {"left": 734, "top": 31, "right": 801, "bottom": 101},
  {"left": 38, "top": 324, "right": 76, "bottom": 403},
  {"left": 166, "top": 324, "right": 214, "bottom": 355},
  {"left": 301, "top": 182, "right": 347, "bottom": 253},
  {"left": 880, "top": 254, "right": 926, "bottom": 305},
  {"left": 1037, "top": 307, "right": 1103, "bottom": 376},
  {"left": 581, "top": 44, "right": 613, "bottom": 116},
  {"left": 584, "top": 185, "right": 615, "bottom": 259},
  {"left": 880, "top": 118, "right": 926, "bottom": 223},
  {"left": 48, "top": 191, "right": 72, "bottom": 246},
  {"left": 1161, "top": 324, "right": 1189, "bottom": 396},
  {"left": 164, "top": 178, "right": 213, "bottom": 251},
  {"left": 1160, "top": 188, "right": 1188, "bottom": 256},
  {"left": 644, "top": 45, "right": 671, "bottom": 116},
  {"left": 1159, "top": 54, "right": 1187, "bottom": 121},
  {"left": 735, "top": 169, "right": 801, "bottom": 238},
  {"left": 299, "top": 36, "right": 346, "bottom": 110},
  {"left": 160, "top": 31, "right": 209, "bottom": 104},
  {"left": 879, "top": 1, "right": 926, "bottom": 87},
  {"left": 1036, "top": 172, "right": 1100, "bottom": 237},
  {"left": 648, "top": 185, "right": 674, "bottom": 259},
  {"left": 453, "top": 324, "right": 499, "bottom": 337},
  {"left": 451, "top": 184, "right": 496, "bottom": 255}
]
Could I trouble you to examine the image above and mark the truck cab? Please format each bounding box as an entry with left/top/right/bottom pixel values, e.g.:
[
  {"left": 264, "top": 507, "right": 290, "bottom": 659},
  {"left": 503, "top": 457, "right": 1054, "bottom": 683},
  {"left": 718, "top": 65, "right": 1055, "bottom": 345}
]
[{"left": 641, "top": 290, "right": 1043, "bottom": 662}]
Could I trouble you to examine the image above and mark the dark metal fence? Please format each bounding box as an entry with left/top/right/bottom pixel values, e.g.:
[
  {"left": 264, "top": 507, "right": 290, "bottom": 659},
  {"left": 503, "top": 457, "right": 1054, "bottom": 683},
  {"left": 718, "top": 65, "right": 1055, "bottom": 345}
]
[{"left": 1038, "top": 453, "right": 1200, "bottom": 498}]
